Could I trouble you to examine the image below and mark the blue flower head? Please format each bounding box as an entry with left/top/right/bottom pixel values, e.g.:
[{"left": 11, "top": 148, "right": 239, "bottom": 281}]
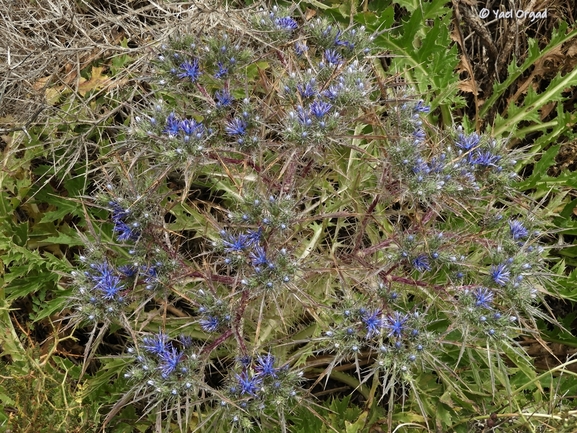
[
  {"left": 91, "top": 262, "right": 124, "bottom": 300},
  {"left": 215, "top": 89, "right": 233, "bottom": 107},
  {"left": 200, "top": 315, "right": 220, "bottom": 332},
  {"left": 294, "top": 41, "right": 308, "bottom": 56},
  {"left": 413, "top": 128, "right": 426, "bottom": 144},
  {"left": 334, "top": 30, "right": 354, "bottom": 50},
  {"left": 225, "top": 118, "right": 248, "bottom": 136},
  {"left": 254, "top": 353, "right": 278, "bottom": 378},
  {"left": 471, "top": 150, "right": 501, "bottom": 168},
  {"left": 214, "top": 61, "right": 229, "bottom": 79},
  {"left": 274, "top": 17, "right": 298, "bottom": 32},
  {"left": 164, "top": 112, "right": 180, "bottom": 136},
  {"left": 414, "top": 100, "right": 430, "bottom": 113},
  {"left": 246, "top": 227, "right": 263, "bottom": 246},
  {"left": 324, "top": 49, "right": 342, "bottom": 66},
  {"left": 142, "top": 332, "right": 170, "bottom": 355},
  {"left": 362, "top": 309, "right": 383, "bottom": 338},
  {"left": 509, "top": 220, "right": 529, "bottom": 241},
  {"left": 159, "top": 346, "right": 184, "bottom": 378},
  {"left": 412, "top": 254, "right": 430, "bottom": 272},
  {"left": 179, "top": 118, "right": 204, "bottom": 137},
  {"left": 296, "top": 107, "right": 312, "bottom": 126},
  {"left": 296, "top": 80, "right": 316, "bottom": 98},
  {"left": 384, "top": 311, "right": 409, "bottom": 339},
  {"left": 113, "top": 220, "right": 141, "bottom": 242},
  {"left": 235, "top": 371, "right": 262, "bottom": 396},
  {"left": 221, "top": 231, "right": 250, "bottom": 253},
  {"left": 490, "top": 263, "right": 510, "bottom": 286},
  {"left": 473, "top": 287, "right": 494, "bottom": 309},
  {"left": 177, "top": 59, "right": 201, "bottom": 82},
  {"left": 250, "top": 245, "right": 269, "bottom": 268},
  {"left": 310, "top": 100, "right": 332, "bottom": 119},
  {"left": 456, "top": 132, "right": 481, "bottom": 151}
]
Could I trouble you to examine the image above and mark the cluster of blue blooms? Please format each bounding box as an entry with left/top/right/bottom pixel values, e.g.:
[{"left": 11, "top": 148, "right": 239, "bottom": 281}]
[
  {"left": 131, "top": 6, "right": 374, "bottom": 165},
  {"left": 123, "top": 332, "right": 202, "bottom": 400},
  {"left": 322, "top": 303, "right": 431, "bottom": 378},
  {"left": 385, "top": 99, "right": 518, "bottom": 204},
  {"left": 70, "top": 189, "right": 171, "bottom": 322},
  {"left": 220, "top": 353, "right": 302, "bottom": 428},
  {"left": 66, "top": 4, "right": 557, "bottom": 431}
]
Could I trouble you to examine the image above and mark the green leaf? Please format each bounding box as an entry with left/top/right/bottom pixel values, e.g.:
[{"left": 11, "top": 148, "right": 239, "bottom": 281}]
[
  {"left": 39, "top": 196, "right": 83, "bottom": 223},
  {"left": 481, "top": 22, "right": 577, "bottom": 118}
]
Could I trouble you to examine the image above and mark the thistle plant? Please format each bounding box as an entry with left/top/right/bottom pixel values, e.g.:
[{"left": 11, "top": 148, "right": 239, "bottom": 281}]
[{"left": 65, "top": 5, "right": 560, "bottom": 432}]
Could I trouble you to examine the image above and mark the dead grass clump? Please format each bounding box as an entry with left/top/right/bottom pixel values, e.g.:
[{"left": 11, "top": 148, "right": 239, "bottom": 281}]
[{"left": 0, "top": 0, "right": 258, "bottom": 136}]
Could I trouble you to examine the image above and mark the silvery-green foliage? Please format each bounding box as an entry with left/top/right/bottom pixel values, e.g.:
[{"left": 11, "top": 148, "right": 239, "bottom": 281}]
[{"left": 67, "top": 5, "right": 556, "bottom": 432}]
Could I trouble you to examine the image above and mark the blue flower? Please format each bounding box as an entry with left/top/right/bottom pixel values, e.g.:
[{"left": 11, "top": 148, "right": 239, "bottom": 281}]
[
  {"left": 473, "top": 287, "right": 494, "bottom": 308},
  {"left": 414, "top": 100, "right": 430, "bottom": 113},
  {"left": 384, "top": 311, "right": 409, "bottom": 339},
  {"left": 179, "top": 118, "right": 204, "bottom": 136},
  {"left": 114, "top": 220, "right": 141, "bottom": 241},
  {"left": 310, "top": 100, "right": 332, "bottom": 119},
  {"left": 200, "top": 315, "right": 220, "bottom": 332},
  {"left": 412, "top": 254, "right": 430, "bottom": 272},
  {"left": 361, "top": 309, "right": 383, "bottom": 338},
  {"left": 142, "top": 332, "right": 170, "bottom": 355},
  {"left": 235, "top": 371, "right": 262, "bottom": 396},
  {"left": 214, "top": 61, "right": 229, "bottom": 79},
  {"left": 225, "top": 118, "right": 248, "bottom": 136},
  {"left": 118, "top": 265, "right": 137, "bottom": 277},
  {"left": 91, "top": 262, "right": 124, "bottom": 300},
  {"left": 296, "top": 80, "right": 316, "bottom": 98},
  {"left": 490, "top": 263, "right": 510, "bottom": 286},
  {"left": 215, "top": 89, "right": 233, "bottom": 107},
  {"left": 177, "top": 59, "right": 201, "bottom": 82},
  {"left": 109, "top": 202, "right": 140, "bottom": 241},
  {"left": 334, "top": 30, "right": 354, "bottom": 50},
  {"left": 296, "top": 107, "right": 312, "bottom": 125},
  {"left": 250, "top": 245, "right": 269, "bottom": 267},
  {"left": 471, "top": 150, "right": 501, "bottom": 167},
  {"left": 221, "top": 231, "right": 250, "bottom": 253},
  {"left": 274, "top": 17, "right": 298, "bottom": 32},
  {"left": 509, "top": 220, "right": 529, "bottom": 241},
  {"left": 294, "top": 41, "right": 308, "bottom": 56},
  {"left": 324, "top": 49, "right": 342, "bottom": 66},
  {"left": 164, "top": 112, "right": 180, "bottom": 136},
  {"left": 456, "top": 132, "right": 480, "bottom": 151},
  {"left": 159, "top": 346, "right": 184, "bottom": 378},
  {"left": 109, "top": 200, "right": 129, "bottom": 221},
  {"left": 413, "top": 128, "right": 426, "bottom": 143},
  {"left": 246, "top": 227, "right": 263, "bottom": 246},
  {"left": 254, "top": 353, "right": 278, "bottom": 378},
  {"left": 322, "top": 85, "right": 339, "bottom": 100},
  {"left": 179, "top": 335, "right": 193, "bottom": 348}
]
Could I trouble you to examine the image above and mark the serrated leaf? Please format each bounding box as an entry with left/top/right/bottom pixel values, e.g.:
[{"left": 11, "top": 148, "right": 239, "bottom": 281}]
[
  {"left": 481, "top": 22, "right": 577, "bottom": 117},
  {"left": 345, "top": 411, "right": 368, "bottom": 433},
  {"left": 40, "top": 231, "right": 84, "bottom": 246},
  {"left": 39, "top": 197, "right": 83, "bottom": 223},
  {"left": 494, "top": 67, "right": 577, "bottom": 137},
  {"left": 31, "top": 289, "right": 72, "bottom": 322}
]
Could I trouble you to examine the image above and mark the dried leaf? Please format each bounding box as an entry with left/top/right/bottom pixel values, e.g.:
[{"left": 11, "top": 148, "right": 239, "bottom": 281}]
[
  {"left": 78, "top": 66, "right": 111, "bottom": 97},
  {"left": 540, "top": 101, "right": 556, "bottom": 120},
  {"left": 458, "top": 79, "right": 478, "bottom": 95},
  {"left": 305, "top": 8, "right": 316, "bottom": 21}
]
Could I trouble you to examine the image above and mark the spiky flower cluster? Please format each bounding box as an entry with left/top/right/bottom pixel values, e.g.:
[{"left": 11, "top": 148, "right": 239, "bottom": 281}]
[
  {"left": 384, "top": 100, "right": 519, "bottom": 204},
  {"left": 67, "top": 5, "right": 557, "bottom": 432},
  {"left": 123, "top": 332, "right": 203, "bottom": 400},
  {"left": 220, "top": 354, "right": 302, "bottom": 430}
]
